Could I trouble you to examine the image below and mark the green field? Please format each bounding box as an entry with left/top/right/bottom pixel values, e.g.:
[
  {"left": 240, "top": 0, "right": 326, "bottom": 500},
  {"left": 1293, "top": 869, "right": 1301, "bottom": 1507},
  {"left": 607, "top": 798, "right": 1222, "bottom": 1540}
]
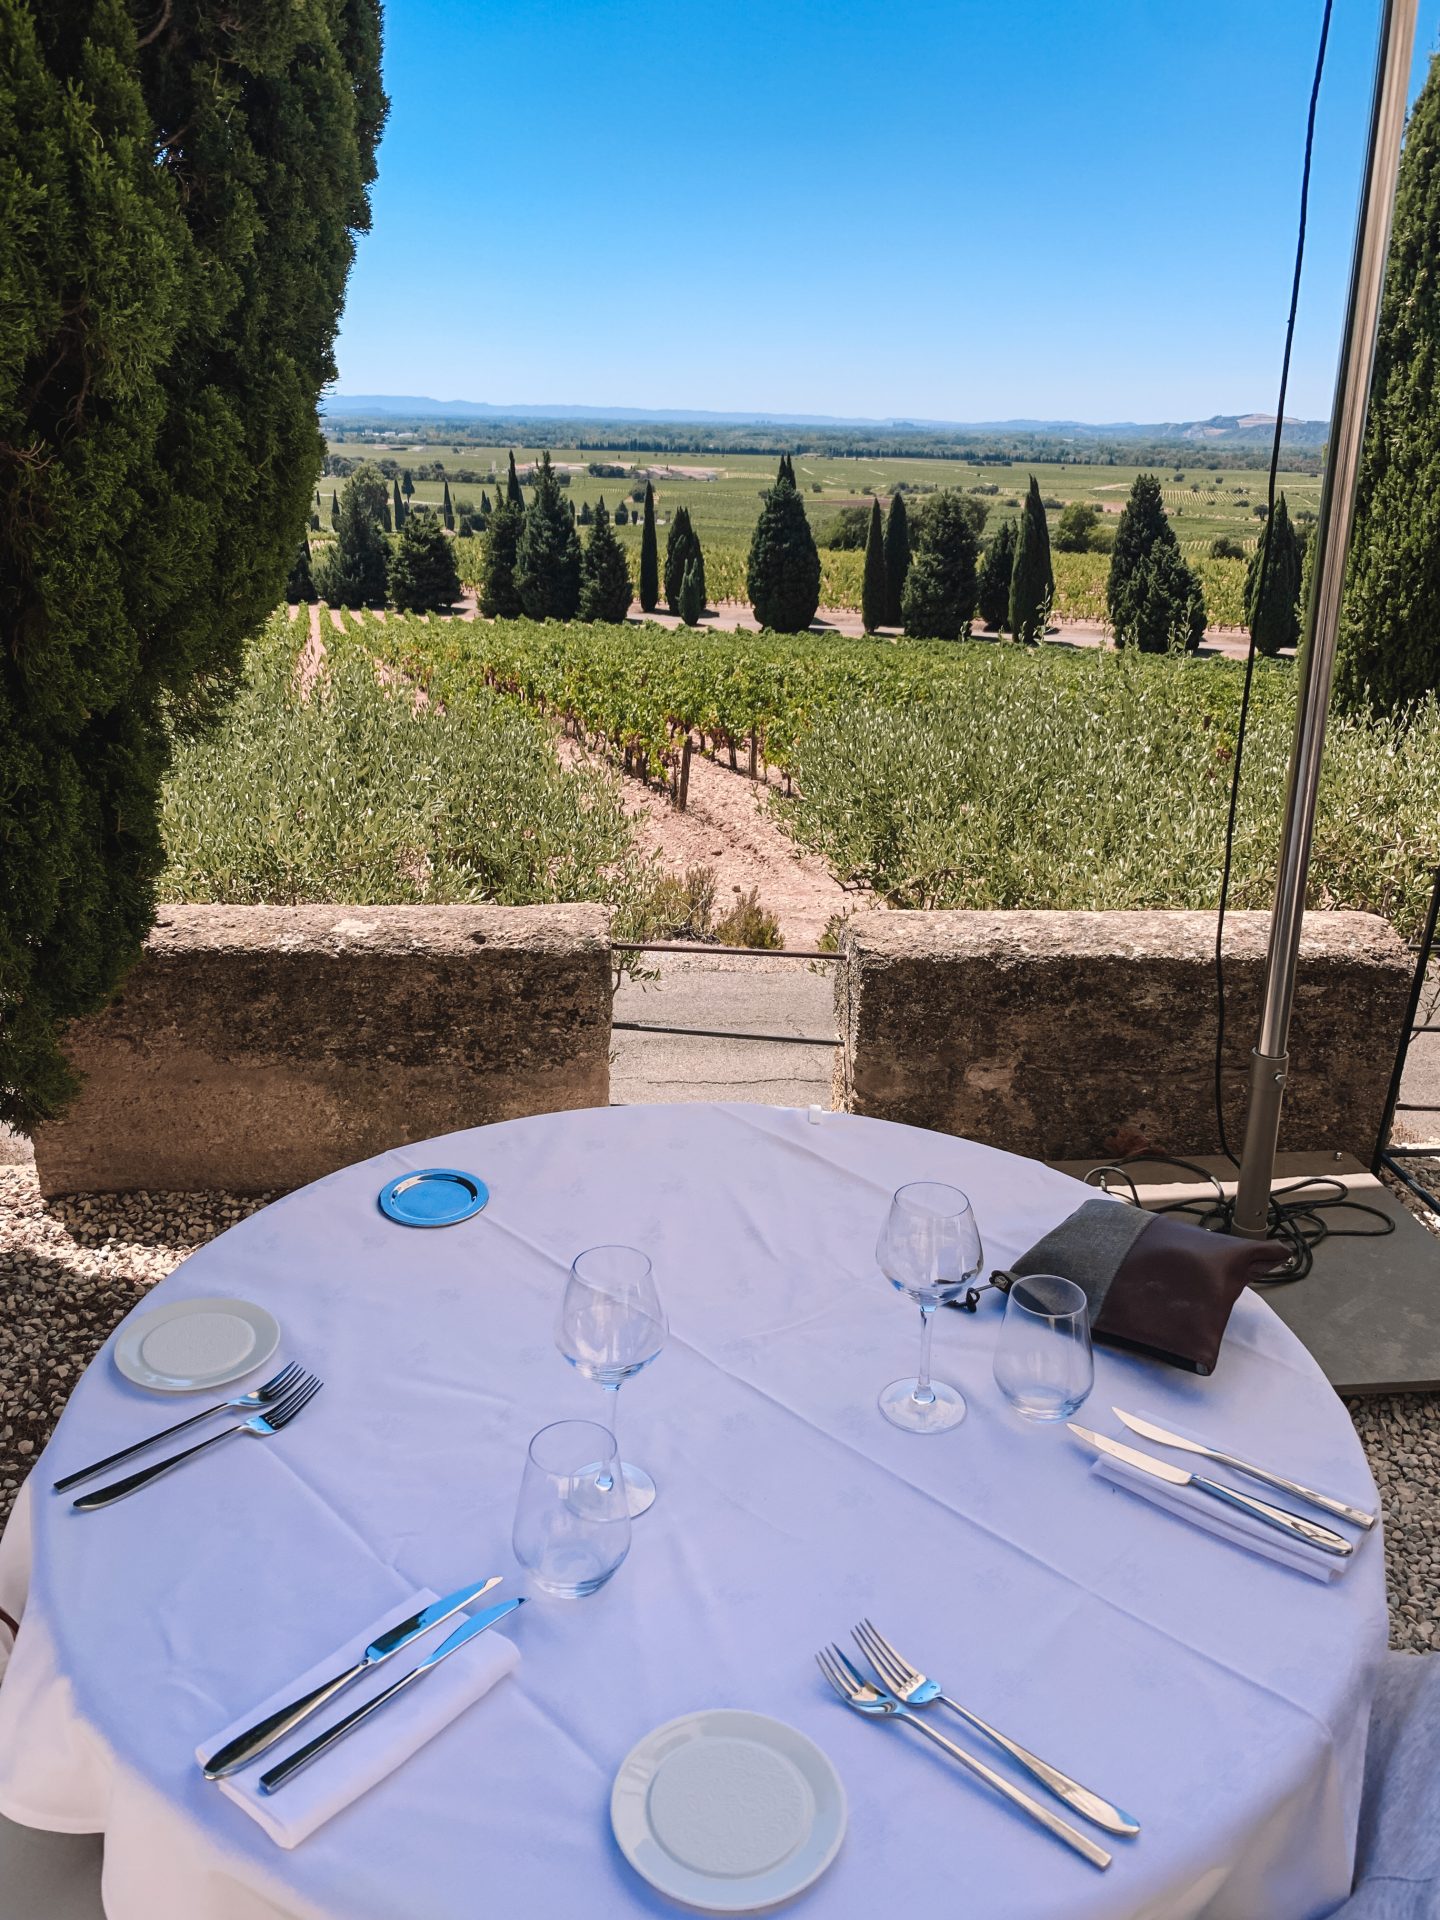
[{"left": 321, "top": 438, "right": 1318, "bottom": 610}]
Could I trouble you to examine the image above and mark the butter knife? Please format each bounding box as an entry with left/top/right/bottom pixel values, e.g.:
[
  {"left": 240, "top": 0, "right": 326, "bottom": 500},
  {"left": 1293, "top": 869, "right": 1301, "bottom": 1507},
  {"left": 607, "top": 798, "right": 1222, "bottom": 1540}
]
[
  {"left": 259, "top": 1595, "right": 523, "bottom": 1795},
  {"left": 1070, "top": 1425, "right": 1354, "bottom": 1558},
  {"left": 202, "top": 1577, "right": 503, "bottom": 1779},
  {"left": 1112, "top": 1407, "right": 1376, "bottom": 1531}
]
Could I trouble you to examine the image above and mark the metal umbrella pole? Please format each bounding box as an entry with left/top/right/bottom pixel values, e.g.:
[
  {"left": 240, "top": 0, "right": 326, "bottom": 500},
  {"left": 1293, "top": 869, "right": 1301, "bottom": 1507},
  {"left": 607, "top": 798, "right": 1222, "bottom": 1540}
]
[{"left": 1233, "top": 0, "right": 1420, "bottom": 1238}]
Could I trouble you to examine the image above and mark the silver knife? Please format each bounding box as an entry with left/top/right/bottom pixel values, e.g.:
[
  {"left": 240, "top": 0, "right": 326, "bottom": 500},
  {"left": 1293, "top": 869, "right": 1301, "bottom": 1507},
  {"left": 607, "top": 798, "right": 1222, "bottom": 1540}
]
[
  {"left": 202, "top": 1577, "right": 503, "bottom": 1779},
  {"left": 258, "top": 1595, "right": 524, "bottom": 1795},
  {"left": 1112, "top": 1408, "right": 1376, "bottom": 1531},
  {"left": 1070, "top": 1425, "right": 1354, "bottom": 1558}
]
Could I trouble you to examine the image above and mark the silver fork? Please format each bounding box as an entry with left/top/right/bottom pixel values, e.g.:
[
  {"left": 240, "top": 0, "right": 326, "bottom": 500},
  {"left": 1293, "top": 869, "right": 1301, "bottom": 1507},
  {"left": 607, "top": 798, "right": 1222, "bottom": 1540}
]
[
  {"left": 816, "top": 1646, "right": 1111, "bottom": 1872},
  {"left": 852, "top": 1619, "right": 1139, "bottom": 1836},
  {"left": 72, "top": 1375, "right": 322, "bottom": 1510},
  {"left": 53, "top": 1363, "right": 306, "bottom": 1493}
]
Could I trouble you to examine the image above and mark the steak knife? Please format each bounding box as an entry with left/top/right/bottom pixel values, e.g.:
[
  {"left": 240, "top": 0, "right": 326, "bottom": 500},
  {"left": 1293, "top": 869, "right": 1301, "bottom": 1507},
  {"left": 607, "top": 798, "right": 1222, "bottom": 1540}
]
[
  {"left": 1112, "top": 1407, "right": 1376, "bottom": 1531},
  {"left": 1069, "top": 1425, "right": 1354, "bottom": 1558},
  {"left": 259, "top": 1595, "right": 524, "bottom": 1795},
  {"left": 202, "top": 1576, "right": 503, "bottom": 1779}
]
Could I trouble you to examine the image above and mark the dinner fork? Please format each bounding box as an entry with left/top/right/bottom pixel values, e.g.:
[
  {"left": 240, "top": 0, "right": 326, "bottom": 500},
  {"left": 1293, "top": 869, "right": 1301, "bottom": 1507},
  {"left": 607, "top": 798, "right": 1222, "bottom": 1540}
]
[
  {"left": 72, "top": 1375, "right": 322, "bottom": 1511},
  {"left": 851, "top": 1619, "right": 1139, "bottom": 1836},
  {"left": 815, "top": 1646, "right": 1111, "bottom": 1871},
  {"left": 53, "top": 1363, "right": 306, "bottom": 1493}
]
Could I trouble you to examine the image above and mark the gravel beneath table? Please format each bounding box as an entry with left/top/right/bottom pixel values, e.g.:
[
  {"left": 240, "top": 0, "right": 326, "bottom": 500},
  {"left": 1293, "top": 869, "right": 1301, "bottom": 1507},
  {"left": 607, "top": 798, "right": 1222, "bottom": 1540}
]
[{"left": 1, "top": 1168, "right": 1437, "bottom": 1649}]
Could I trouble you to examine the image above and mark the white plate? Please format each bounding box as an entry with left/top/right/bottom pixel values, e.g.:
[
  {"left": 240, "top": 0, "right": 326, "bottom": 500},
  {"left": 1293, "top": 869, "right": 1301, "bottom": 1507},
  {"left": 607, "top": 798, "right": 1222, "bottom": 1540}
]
[
  {"left": 114, "top": 1298, "right": 281, "bottom": 1393},
  {"left": 611, "top": 1709, "right": 845, "bottom": 1914}
]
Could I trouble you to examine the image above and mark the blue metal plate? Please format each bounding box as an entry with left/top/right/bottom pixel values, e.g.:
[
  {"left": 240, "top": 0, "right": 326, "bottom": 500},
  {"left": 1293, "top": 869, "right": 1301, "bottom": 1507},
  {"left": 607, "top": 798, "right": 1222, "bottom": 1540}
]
[{"left": 378, "top": 1168, "right": 489, "bottom": 1228}]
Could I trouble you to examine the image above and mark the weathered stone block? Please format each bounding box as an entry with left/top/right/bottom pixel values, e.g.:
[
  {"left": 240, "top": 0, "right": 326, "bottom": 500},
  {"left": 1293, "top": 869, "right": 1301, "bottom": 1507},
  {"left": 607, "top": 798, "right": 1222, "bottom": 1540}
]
[
  {"left": 33, "top": 905, "right": 612, "bottom": 1196},
  {"left": 835, "top": 910, "right": 1410, "bottom": 1161}
]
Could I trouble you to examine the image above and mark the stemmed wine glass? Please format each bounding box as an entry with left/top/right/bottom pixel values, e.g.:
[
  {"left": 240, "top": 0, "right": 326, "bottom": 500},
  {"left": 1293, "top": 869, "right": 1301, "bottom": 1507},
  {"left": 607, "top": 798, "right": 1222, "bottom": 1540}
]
[
  {"left": 875, "top": 1182, "right": 983, "bottom": 1433},
  {"left": 557, "top": 1245, "right": 667, "bottom": 1516}
]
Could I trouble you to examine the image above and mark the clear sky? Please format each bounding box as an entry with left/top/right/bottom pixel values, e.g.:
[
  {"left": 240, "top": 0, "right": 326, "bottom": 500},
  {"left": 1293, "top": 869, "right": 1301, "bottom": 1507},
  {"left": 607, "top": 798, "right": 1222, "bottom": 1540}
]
[{"left": 331, "top": 0, "right": 1440, "bottom": 423}]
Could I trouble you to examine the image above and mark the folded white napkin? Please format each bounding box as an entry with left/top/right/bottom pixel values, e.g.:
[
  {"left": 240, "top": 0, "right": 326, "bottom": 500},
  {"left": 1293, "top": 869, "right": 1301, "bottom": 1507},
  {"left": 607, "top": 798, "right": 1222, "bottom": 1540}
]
[
  {"left": 199, "top": 1590, "right": 520, "bottom": 1848},
  {"left": 1088, "top": 1413, "right": 1371, "bottom": 1583}
]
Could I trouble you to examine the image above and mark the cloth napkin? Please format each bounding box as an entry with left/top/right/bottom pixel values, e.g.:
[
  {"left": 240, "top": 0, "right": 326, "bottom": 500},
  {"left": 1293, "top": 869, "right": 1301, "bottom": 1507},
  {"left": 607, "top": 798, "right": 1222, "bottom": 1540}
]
[
  {"left": 1087, "top": 1414, "right": 1372, "bottom": 1584},
  {"left": 199, "top": 1590, "right": 520, "bottom": 1848}
]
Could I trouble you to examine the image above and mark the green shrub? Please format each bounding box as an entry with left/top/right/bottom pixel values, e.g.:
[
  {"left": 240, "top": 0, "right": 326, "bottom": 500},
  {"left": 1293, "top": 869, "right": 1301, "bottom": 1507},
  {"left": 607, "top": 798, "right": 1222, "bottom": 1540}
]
[{"left": 712, "top": 888, "right": 784, "bottom": 949}]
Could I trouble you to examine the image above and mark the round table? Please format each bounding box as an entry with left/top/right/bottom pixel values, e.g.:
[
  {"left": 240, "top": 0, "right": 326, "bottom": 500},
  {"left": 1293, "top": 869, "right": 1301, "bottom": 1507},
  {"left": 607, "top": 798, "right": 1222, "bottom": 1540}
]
[{"left": 0, "top": 1104, "right": 1387, "bottom": 1920}]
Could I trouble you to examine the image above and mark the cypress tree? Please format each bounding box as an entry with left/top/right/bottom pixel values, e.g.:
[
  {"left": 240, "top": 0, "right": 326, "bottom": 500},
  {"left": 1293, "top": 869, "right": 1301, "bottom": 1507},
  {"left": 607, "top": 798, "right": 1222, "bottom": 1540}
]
[
  {"left": 480, "top": 490, "right": 492, "bottom": 515},
  {"left": 1337, "top": 52, "right": 1440, "bottom": 714},
  {"left": 861, "top": 497, "right": 887, "bottom": 632},
  {"left": 331, "top": 489, "right": 341, "bottom": 530},
  {"left": 402, "top": 469, "right": 414, "bottom": 501},
  {"left": 0, "top": 0, "right": 385, "bottom": 1125},
  {"left": 1107, "top": 473, "right": 1206, "bottom": 651},
  {"left": 579, "top": 497, "right": 633, "bottom": 623},
  {"left": 382, "top": 501, "right": 392, "bottom": 533},
  {"left": 1245, "top": 493, "right": 1302, "bottom": 657},
  {"left": 747, "top": 457, "right": 821, "bottom": 632},
  {"left": 639, "top": 480, "right": 660, "bottom": 612},
  {"left": 388, "top": 512, "right": 462, "bottom": 612},
  {"left": 900, "top": 491, "right": 980, "bottom": 640},
  {"left": 883, "top": 492, "right": 911, "bottom": 626},
  {"left": 665, "top": 505, "right": 703, "bottom": 612},
  {"left": 442, "top": 479, "right": 454, "bottom": 531},
  {"left": 312, "top": 465, "right": 390, "bottom": 607},
  {"left": 286, "top": 541, "right": 317, "bottom": 604},
  {"left": 678, "top": 558, "right": 704, "bottom": 627},
  {"left": 505, "top": 450, "right": 524, "bottom": 507},
  {"left": 977, "top": 520, "right": 1017, "bottom": 632},
  {"left": 1009, "top": 476, "right": 1055, "bottom": 643},
  {"left": 578, "top": 499, "right": 594, "bottom": 526},
  {"left": 392, "top": 477, "right": 405, "bottom": 530},
  {"left": 480, "top": 493, "right": 524, "bottom": 617},
  {"left": 515, "top": 450, "right": 581, "bottom": 620},
  {"left": 614, "top": 500, "right": 629, "bottom": 524}
]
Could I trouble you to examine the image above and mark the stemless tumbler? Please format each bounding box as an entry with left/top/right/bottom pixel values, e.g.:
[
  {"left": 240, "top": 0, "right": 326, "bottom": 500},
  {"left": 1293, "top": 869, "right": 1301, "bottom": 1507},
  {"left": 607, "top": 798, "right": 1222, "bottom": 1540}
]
[
  {"left": 992, "top": 1273, "right": 1094, "bottom": 1420},
  {"left": 512, "top": 1420, "right": 631, "bottom": 1598},
  {"left": 875, "top": 1181, "right": 984, "bottom": 1434}
]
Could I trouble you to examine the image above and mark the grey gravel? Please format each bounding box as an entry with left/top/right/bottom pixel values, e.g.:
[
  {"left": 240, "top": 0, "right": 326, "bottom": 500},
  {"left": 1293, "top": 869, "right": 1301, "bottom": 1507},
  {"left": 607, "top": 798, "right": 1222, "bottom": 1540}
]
[{"left": 1, "top": 1168, "right": 1437, "bottom": 1648}]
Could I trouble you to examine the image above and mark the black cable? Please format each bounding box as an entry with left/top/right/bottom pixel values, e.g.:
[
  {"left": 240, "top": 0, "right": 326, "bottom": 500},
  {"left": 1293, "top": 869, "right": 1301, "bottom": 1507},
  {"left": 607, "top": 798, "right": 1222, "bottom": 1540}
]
[
  {"left": 1213, "top": 0, "right": 1335, "bottom": 1173},
  {"left": 1082, "top": 1153, "right": 1394, "bottom": 1284}
]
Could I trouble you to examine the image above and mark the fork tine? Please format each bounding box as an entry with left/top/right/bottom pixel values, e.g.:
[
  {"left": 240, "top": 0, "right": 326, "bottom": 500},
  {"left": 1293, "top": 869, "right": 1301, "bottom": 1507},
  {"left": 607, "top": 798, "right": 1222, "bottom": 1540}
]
[
  {"left": 814, "top": 1650, "right": 849, "bottom": 1701},
  {"left": 819, "top": 1645, "right": 856, "bottom": 1694},
  {"left": 831, "top": 1646, "right": 875, "bottom": 1695},
  {"left": 258, "top": 1361, "right": 302, "bottom": 1399},
  {"left": 264, "top": 1375, "right": 322, "bottom": 1428},
  {"left": 852, "top": 1619, "right": 908, "bottom": 1691},
  {"left": 858, "top": 1618, "right": 922, "bottom": 1689}
]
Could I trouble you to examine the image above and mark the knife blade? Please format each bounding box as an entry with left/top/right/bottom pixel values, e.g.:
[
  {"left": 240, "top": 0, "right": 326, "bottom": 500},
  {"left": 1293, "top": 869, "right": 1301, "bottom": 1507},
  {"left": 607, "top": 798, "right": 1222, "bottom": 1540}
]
[
  {"left": 258, "top": 1594, "right": 524, "bottom": 1795},
  {"left": 201, "top": 1576, "right": 503, "bottom": 1779},
  {"left": 1069, "top": 1424, "right": 1354, "bottom": 1558},
  {"left": 1111, "top": 1408, "right": 1376, "bottom": 1531}
]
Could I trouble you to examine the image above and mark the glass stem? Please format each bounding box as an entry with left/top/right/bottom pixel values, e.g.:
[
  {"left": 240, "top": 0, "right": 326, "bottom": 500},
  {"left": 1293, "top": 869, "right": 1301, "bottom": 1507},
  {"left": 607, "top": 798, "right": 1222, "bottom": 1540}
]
[
  {"left": 598, "top": 1381, "right": 621, "bottom": 1490},
  {"left": 914, "top": 1305, "right": 937, "bottom": 1405}
]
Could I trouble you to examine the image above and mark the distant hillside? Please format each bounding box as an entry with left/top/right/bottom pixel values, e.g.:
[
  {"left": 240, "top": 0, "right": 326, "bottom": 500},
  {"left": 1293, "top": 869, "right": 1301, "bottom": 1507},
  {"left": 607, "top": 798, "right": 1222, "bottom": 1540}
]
[{"left": 321, "top": 394, "right": 1327, "bottom": 448}]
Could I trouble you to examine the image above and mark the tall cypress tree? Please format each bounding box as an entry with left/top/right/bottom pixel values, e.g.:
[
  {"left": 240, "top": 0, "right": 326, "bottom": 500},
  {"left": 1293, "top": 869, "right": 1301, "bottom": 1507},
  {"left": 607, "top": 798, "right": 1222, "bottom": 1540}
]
[
  {"left": 579, "top": 497, "right": 633, "bottom": 623},
  {"left": 977, "top": 520, "right": 1017, "bottom": 632},
  {"left": 1107, "top": 472, "right": 1206, "bottom": 651},
  {"left": 900, "top": 491, "right": 980, "bottom": 640},
  {"left": 678, "top": 558, "right": 704, "bottom": 627},
  {"left": 506, "top": 450, "right": 524, "bottom": 507},
  {"left": 313, "top": 465, "right": 390, "bottom": 608},
  {"left": 665, "top": 505, "right": 705, "bottom": 612},
  {"left": 1009, "top": 475, "right": 1055, "bottom": 643},
  {"left": 639, "top": 480, "right": 660, "bottom": 612},
  {"left": 402, "top": 468, "right": 414, "bottom": 501},
  {"left": 1245, "top": 493, "right": 1302, "bottom": 657},
  {"left": 747, "top": 457, "right": 821, "bottom": 632},
  {"left": 883, "top": 492, "right": 911, "bottom": 626},
  {"left": 1337, "top": 52, "right": 1440, "bottom": 714},
  {"left": 286, "top": 541, "right": 317, "bottom": 604},
  {"left": 391, "top": 477, "right": 405, "bottom": 530},
  {"left": 330, "top": 489, "right": 340, "bottom": 530},
  {"left": 861, "top": 497, "right": 887, "bottom": 632},
  {"left": 441, "top": 479, "right": 454, "bottom": 531},
  {"left": 515, "top": 450, "right": 581, "bottom": 620}
]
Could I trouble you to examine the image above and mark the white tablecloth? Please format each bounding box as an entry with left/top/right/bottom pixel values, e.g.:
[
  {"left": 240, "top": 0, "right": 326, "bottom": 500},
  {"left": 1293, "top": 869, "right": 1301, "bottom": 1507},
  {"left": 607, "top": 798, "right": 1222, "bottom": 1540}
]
[{"left": 0, "top": 1103, "right": 1387, "bottom": 1920}]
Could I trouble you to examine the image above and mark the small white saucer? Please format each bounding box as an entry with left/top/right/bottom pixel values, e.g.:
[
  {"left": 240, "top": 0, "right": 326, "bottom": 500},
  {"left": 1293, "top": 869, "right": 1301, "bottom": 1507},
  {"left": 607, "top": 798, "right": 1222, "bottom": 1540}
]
[
  {"left": 114, "top": 1299, "right": 281, "bottom": 1393},
  {"left": 611, "top": 1709, "right": 845, "bottom": 1914}
]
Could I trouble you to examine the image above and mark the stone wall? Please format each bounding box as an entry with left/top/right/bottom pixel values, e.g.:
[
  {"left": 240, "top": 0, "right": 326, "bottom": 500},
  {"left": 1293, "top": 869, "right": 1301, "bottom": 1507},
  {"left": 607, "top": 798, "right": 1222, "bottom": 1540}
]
[
  {"left": 32, "top": 905, "right": 612, "bottom": 1196},
  {"left": 835, "top": 910, "right": 1410, "bottom": 1161}
]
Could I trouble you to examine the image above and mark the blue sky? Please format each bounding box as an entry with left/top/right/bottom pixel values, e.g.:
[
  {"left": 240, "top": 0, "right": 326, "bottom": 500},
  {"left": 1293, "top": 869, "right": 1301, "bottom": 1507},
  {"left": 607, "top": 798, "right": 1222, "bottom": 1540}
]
[{"left": 332, "top": 1, "right": 1440, "bottom": 423}]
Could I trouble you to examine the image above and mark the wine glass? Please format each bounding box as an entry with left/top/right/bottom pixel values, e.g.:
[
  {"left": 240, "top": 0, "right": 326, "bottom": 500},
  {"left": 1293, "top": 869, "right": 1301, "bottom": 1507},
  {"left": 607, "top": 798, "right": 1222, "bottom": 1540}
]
[
  {"left": 875, "top": 1182, "right": 983, "bottom": 1433},
  {"left": 992, "top": 1274, "right": 1093, "bottom": 1420},
  {"left": 512, "top": 1420, "right": 631, "bottom": 1597},
  {"left": 557, "top": 1245, "right": 667, "bottom": 1516}
]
